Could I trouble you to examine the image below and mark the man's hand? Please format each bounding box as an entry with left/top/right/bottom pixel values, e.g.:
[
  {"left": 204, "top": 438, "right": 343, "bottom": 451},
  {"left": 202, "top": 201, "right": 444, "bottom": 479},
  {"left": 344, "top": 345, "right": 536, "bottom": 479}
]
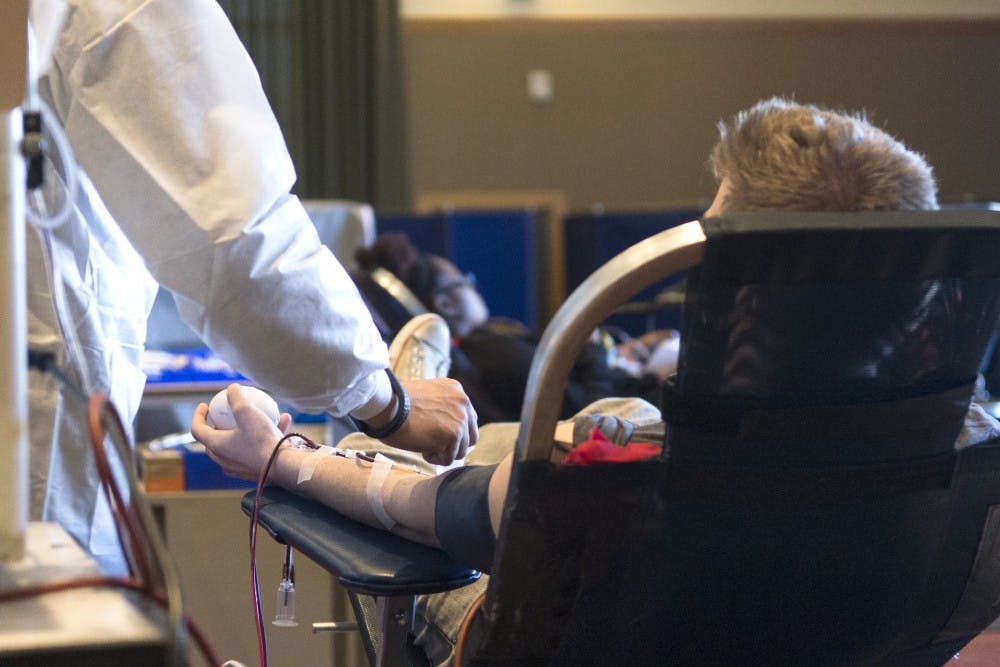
[{"left": 381, "top": 377, "right": 478, "bottom": 466}]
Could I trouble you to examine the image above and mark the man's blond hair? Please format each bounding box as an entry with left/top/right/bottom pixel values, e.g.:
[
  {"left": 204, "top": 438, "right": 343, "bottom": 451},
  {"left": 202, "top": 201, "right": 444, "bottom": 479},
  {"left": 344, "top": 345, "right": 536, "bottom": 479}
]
[{"left": 709, "top": 97, "right": 938, "bottom": 213}]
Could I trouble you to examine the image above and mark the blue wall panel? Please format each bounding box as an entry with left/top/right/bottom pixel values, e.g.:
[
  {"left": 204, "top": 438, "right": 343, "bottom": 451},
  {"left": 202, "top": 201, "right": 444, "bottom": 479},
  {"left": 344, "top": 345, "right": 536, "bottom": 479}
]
[
  {"left": 563, "top": 209, "right": 701, "bottom": 335},
  {"left": 377, "top": 210, "right": 538, "bottom": 329}
]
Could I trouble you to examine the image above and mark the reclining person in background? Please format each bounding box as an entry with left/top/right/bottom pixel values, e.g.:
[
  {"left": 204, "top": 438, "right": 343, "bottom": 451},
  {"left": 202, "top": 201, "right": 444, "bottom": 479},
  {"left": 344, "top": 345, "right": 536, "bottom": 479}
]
[
  {"left": 192, "top": 97, "right": 1000, "bottom": 666},
  {"left": 354, "top": 233, "right": 662, "bottom": 424}
]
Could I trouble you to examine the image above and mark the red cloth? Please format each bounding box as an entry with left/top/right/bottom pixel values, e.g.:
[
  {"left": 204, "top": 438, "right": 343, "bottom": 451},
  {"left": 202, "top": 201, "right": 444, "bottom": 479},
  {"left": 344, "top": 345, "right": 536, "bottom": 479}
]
[{"left": 563, "top": 428, "right": 661, "bottom": 465}]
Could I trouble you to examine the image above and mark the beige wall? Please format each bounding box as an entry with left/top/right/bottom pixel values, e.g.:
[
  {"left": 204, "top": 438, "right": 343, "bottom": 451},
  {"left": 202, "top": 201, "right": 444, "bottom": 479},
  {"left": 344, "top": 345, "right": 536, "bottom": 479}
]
[
  {"left": 401, "top": 1, "right": 1000, "bottom": 19},
  {"left": 401, "top": 19, "right": 1000, "bottom": 213}
]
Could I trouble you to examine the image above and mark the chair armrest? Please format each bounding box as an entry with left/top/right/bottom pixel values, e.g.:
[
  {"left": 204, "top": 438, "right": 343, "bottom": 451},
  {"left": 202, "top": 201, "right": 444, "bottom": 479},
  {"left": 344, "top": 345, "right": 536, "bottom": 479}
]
[{"left": 241, "top": 487, "right": 481, "bottom": 597}]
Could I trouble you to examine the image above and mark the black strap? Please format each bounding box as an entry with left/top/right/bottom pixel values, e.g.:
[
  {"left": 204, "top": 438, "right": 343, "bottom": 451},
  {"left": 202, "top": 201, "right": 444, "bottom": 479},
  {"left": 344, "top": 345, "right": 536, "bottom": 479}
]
[
  {"left": 661, "top": 380, "right": 974, "bottom": 441},
  {"left": 663, "top": 451, "right": 957, "bottom": 501}
]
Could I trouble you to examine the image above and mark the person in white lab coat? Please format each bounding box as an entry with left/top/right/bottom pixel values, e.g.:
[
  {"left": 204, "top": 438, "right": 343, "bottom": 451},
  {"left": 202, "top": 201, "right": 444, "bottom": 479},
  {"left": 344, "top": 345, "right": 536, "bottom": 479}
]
[{"left": 26, "top": 0, "right": 477, "bottom": 573}]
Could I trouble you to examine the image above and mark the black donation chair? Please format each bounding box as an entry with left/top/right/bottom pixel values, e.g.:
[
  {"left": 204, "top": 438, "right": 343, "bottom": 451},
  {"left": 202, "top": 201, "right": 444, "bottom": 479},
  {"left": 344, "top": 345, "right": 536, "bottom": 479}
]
[{"left": 246, "top": 210, "right": 1000, "bottom": 666}]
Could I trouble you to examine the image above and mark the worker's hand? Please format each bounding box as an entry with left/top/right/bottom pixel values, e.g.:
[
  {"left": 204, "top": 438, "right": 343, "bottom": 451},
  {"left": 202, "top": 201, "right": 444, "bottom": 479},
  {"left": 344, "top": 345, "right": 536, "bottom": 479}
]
[
  {"left": 191, "top": 383, "right": 293, "bottom": 480},
  {"left": 381, "top": 378, "right": 478, "bottom": 466}
]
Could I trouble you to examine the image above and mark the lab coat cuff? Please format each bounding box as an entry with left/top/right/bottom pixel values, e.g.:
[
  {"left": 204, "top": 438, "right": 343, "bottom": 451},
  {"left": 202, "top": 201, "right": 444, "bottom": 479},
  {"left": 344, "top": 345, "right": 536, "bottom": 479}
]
[{"left": 349, "top": 369, "right": 394, "bottom": 421}]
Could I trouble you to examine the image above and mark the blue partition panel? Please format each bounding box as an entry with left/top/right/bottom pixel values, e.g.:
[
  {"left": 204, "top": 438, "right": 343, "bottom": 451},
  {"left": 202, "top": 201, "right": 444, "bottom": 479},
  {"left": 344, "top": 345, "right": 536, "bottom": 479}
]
[
  {"left": 447, "top": 210, "right": 537, "bottom": 330},
  {"left": 377, "top": 210, "right": 538, "bottom": 329},
  {"left": 375, "top": 212, "right": 450, "bottom": 258},
  {"left": 564, "top": 209, "right": 701, "bottom": 336}
]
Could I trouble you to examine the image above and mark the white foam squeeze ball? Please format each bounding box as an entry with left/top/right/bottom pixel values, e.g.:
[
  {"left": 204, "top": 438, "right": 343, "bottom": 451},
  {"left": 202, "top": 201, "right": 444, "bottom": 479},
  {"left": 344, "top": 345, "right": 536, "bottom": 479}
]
[{"left": 208, "top": 386, "right": 280, "bottom": 430}]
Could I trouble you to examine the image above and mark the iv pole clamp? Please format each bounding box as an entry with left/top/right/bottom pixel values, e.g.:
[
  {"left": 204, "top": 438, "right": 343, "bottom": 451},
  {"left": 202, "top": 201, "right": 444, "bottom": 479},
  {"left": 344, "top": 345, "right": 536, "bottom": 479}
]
[{"left": 0, "top": 0, "right": 30, "bottom": 564}]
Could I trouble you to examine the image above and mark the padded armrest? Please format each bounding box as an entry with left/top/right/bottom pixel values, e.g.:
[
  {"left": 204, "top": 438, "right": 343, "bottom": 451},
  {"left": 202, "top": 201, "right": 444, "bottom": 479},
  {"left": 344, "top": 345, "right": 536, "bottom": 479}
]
[{"left": 242, "top": 487, "right": 481, "bottom": 597}]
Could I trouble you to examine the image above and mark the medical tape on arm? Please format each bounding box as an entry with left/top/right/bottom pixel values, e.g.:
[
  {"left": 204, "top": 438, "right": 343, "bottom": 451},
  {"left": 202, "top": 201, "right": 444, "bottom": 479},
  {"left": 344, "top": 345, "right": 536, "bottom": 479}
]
[
  {"left": 365, "top": 452, "right": 397, "bottom": 530},
  {"left": 297, "top": 445, "right": 338, "bottom": 484}
]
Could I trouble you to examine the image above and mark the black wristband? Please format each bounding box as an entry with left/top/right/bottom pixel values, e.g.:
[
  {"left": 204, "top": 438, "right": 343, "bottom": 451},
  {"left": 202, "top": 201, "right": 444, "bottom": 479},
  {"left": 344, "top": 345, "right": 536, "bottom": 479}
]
[{"left": 350, "top": 369, "right": 411, "bottom": 439}]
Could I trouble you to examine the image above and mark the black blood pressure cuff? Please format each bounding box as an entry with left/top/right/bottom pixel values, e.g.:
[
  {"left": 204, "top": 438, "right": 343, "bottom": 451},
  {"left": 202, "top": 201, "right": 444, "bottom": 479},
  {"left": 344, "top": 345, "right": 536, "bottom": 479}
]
[{"left": 434, "top": 463, "right": 498, "bottom": 574}]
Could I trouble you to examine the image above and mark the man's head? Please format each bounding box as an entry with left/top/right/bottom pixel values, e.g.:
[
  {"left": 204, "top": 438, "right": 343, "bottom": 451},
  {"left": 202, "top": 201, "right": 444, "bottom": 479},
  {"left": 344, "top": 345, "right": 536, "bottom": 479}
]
[{"left": 705, "top": 97, "right": 938, "bottom": 216}]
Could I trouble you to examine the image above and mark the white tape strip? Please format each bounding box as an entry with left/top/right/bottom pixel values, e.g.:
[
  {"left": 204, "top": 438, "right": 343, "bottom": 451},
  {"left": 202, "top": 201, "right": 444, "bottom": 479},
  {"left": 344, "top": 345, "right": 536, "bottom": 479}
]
[
  {"left": 297, "top": 445, "right": 337, "bottom": 484},
  {"left": 365, "top": 453, "right": 396, "bottom": 530}
]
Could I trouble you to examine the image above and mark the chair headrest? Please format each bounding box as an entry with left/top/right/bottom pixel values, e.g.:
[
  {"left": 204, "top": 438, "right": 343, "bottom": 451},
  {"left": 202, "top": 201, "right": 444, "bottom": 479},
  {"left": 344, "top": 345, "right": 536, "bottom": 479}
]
[
  {"left": 677, "top": 211, "right": 1000, "bottom": 404},
  {"left": 350, "top": 267, "right": 427, "bottom": 340}
]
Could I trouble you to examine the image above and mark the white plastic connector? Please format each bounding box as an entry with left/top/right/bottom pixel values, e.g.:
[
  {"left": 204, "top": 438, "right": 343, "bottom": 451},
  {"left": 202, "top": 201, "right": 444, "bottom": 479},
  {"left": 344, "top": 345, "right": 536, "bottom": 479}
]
[
  {"left": 272, "top": 577, "right": 297, "bottom": 627},
  {"left": 273, "top": 545, "right": 298, "bottom": 627}
]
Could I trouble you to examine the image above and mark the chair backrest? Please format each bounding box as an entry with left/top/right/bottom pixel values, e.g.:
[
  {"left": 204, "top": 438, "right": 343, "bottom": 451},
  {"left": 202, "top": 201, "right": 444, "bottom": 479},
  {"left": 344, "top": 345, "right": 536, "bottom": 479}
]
[
  {"left": 350, "top": 267, "right": 428, "bottom": 341},
  {"left": 471, "top": 211, "right": 1000, "bottom": 666},
  {"left": 145, "top": 287, "right": 204, "bottom": 350},
  {"left": 302, "top": 198, "right": 376, "bottom": 272}
]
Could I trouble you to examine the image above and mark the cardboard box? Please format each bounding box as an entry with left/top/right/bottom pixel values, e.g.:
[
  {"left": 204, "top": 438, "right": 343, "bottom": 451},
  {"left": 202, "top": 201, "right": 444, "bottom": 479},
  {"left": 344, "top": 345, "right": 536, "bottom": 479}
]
[
  {"left": 140, "top": 448, "right": 185, "bottom": 493},
  {"left": 140, "top": 443, "right": 256, "bottom": 492}
]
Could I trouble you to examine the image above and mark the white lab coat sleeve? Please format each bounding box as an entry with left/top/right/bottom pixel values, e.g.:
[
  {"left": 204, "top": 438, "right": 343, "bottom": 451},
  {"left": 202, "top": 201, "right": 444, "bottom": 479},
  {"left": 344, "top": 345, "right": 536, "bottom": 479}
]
[{"left": 43, "top": 0, "right": 390, "bottom": 416}]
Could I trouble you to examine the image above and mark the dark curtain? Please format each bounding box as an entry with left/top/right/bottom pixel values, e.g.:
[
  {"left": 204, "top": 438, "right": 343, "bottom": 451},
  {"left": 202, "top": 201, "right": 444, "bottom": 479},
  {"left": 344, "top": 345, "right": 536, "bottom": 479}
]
[{"left": 217, "top": 0, "right": 408, "bottom": 210}]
